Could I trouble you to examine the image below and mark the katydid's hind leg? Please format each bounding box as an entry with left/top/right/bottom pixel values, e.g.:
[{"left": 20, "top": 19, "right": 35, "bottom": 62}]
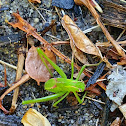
[
  {"left": 22, "top": 92, "right": 65, "bottom": 105},
  {"left": 53, "top": 92, "right": 70, "bottom": 107},
  {"left": 73, "top": 91, "right": 83, "bottom": 104}
]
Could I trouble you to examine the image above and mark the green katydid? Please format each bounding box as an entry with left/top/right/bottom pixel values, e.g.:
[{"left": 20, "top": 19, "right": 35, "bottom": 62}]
[{"left": 22, "top": 47, "right": 101, "bottom": 107}]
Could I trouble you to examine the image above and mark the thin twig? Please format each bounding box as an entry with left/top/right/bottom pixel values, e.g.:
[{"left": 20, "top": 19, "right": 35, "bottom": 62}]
[
  {"left": 83, "top": 25, "right": 100, "bottom": 34},
  {"left": 4, "top": 64, "right": 7, "bottom": 87},
  {"left": 31, "top": 92, "right": 40, "bottom": 112},
  {"left": 85, "top": 96, "right": 105, "bottom": 104},
  {"left": 29, "top": 1, "right": 46, "bottom": 23},
  {"left": 0, "top": 74, "right": 30, "bottom": 101},
  {"left": 38, "top": 8, "right": 54, "bottom": 13},
  {"left": 0, "top": 60, "right": 25, "bottom": 73},
  {"left": 116, "top": 29, "right": 125, "bottom": 41},
  {"left": 96, "top": 118, "right": 99, "bottom": 126},
  {"left": 0, "top": 60, "right": 17, "bottom": 70},
  {"left": 80, "top": 0, "right": 125, "bottom": 57},
  {"left": 96, "top": 41, "right": 126, "bottom": 47},
  {"left": 45, "top": 33, "right": 61, "bottom": 41}
]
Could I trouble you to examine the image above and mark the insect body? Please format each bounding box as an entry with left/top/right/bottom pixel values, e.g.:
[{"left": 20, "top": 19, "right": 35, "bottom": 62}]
[{"left": 22, "top": 48, "right": 100, "bottom": 107}]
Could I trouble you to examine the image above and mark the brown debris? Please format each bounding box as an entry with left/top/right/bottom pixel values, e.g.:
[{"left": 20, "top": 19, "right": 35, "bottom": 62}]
[
  {"left": 0, "top": 74, "right": 30, "bottom": 114},
  {"left": 7, "top": 12, "right": 92, "bottom": 77},
  {"left": 110, "top": 117, "right": 121, "bottom": 126},
  {"left": 28, "top": 0, "right": 41, "bottom": 4},
  {"left": 62, "top": 15, "right": 100, "bottom": 64},
  {"left": 74, "top": 0, "right": 125, "bottom": 57},
  {"left": 25, "top": 46, "right": 56, "bottom": 85},
  {"left": 10, "top": 46, "right": 25, "bottom": 114}
]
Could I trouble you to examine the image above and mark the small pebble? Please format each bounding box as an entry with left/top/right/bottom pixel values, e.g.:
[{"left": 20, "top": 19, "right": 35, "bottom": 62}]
[
  {"left": 34, "top": 18, "right": 39, "bottom": 23},
  {"left": 22, "top": 105, "right": 27, "bottom": 109},
  {"left": 9, "top": 10, "right": 13, "bottom": 13},
  {"left": 71, "top": 119, "right": 74, "bottom": 124},
  {"left": 30, "top": 103, "right": 34, "bottom": 107},
  {"left": 75, "top": 111, "right": 78, "bottom": 114},
  {"left": 37, "top": 104, "right": 41, "bottom": 108},
  {"left": 58, "top": 119, "right": 62, "bottom": 122}
]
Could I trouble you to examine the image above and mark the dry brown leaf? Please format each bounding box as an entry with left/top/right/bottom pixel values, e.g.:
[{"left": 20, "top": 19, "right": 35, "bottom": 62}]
[
  {"left": 110, "top": 117, "right": 121, "bottom": 126},
  {"left": 62, "top": 15, "right": 100, "bottom": 56},
  {"left": 21, "top": 108, "right": 51, "bottom": 126},
  {"left": 28, "top": 0, "right": 41, "bottom": 3},
  {"left": 7, "top": 13, "right": 50, "bottom": 46},
  {"left": 25, "top": 46, "right": 56, "bottom": 85},
  {"left": 119, "top": 103, "right": 126, "bottom": 119},
  {"left": 62, "top": 15, "right": 100, "bottom": 64},
  {"left": 73, "top": 46, "right": 88, "bottom": 64}
]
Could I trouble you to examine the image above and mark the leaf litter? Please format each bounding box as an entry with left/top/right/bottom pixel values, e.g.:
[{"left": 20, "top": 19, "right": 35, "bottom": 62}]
[{"left": 0, "top": 0, "right": 126, "bottom": 125}]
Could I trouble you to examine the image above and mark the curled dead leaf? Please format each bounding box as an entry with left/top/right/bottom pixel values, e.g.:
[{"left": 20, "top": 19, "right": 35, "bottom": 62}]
[
  {"left": 21, "top": 108, "right": 51, "bottom": 126},
  {"left": 62, "top": 15, "right": 100, "bottom": 64},
  {"left": 62, "top": 15, "right": 100, "bottom": 56},
  {"left": 25, "top": 46, "right": 56, "bottom": 85}
]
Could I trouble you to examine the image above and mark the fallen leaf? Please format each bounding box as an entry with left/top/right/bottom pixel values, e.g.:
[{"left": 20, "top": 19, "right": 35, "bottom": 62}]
[
  {"left": 28, "top": 0, "right": 41, "bottom": 3},
  {"left": 7, "top": 13, "right": 49, "bottom": 46},
  {"left": 62, "top": 15, "right": 100, "bottom": 64},
  {"left": 119, "top": 103, "right": 126, "bottom": 119},
  {"left": 8, "top": 13, "right": 36, "bottom": 35},
  {"left": 110, "top": 117, "right": 121, "bottom": 126},
  {"left": 21, "top": 108, "right": 51, "bottom": 126},
  {"left": 25, "top": 46, "right": 56, "bottom": 85}
]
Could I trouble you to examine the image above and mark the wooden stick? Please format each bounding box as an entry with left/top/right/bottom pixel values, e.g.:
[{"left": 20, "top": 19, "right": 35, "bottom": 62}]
[
  {"left": 9, "top": 47, "right": 25, "bottom": 114},
  {"left": 0, "top": 74, "right": 30, "bottom": 101}
]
